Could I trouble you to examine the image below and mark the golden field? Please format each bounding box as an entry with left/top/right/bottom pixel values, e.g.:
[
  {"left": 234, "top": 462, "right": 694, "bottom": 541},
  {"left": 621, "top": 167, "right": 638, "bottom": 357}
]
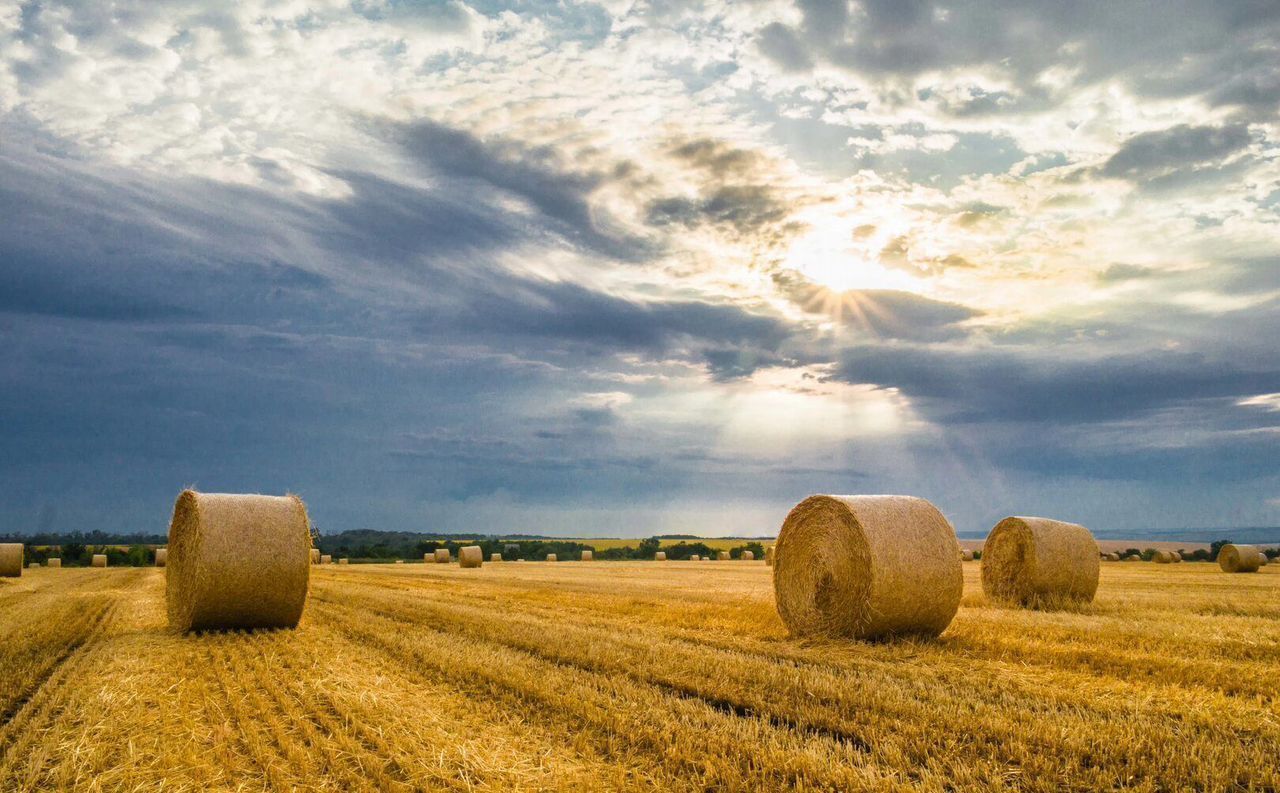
[{"left": 1, "top": 561, "right": 1277, "bottom": 791}]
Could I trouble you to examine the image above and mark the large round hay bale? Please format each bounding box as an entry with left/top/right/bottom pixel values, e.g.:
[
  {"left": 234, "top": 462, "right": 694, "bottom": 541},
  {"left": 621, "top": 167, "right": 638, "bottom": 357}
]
[
  {"left": 166, "top": 490, "right": 311, "bottom": 632},
  {"left": 434, "top": 549, "right": 450, "bottom": 563},
  {"left": 1154, "top": 550, "right": 1174, "bottom": 564},
  {"left": 0, "top": 544, "right": 23, "bottom": 577},
  {"left": 655, "top": 551, "right": 667, "bottom": 561},
  {"left": 155, "top": 548, "right": 168, "bottom": 567},
  {"left": 742, "top": 550, "right": 755, "bottom": 561},
  {"left": 91, "top": 554, "right": 108, "bottom": 568},
  {"left": 311, "top": 549, "right": 321, "bottom": 564},
  {"left": 765, "top": 546, "right": 774, "bottom": 566},
  {"left": 47, "top": 558, "right": 62, "bottom": 568},
  {"left": 1218, "top": 544, "right": 1262, "bottom": 573},
  {"left": 981, "top": 517, "right": 1099, "bottom": 606},
  {"left": 320, "top": 554, "right": 332, "bottom": 565},
  {"left": 718, "top": 551, "right": 730, "bottom": 561},
  {"left": 581, "top": 550, "right": 593, "bottom": 561},
  {"left": 961, "top": 549, "right": 974, "bottom": 562},
  {"left": 773, "top": 495, "right": 962, "bottom": 639},
  {"left": 338, "top": 558, "right": 349, "bottom": 565},
  {"left": 491, "top": 553, "right": 502, "bottom": 562},
  {"left": 546, "top": 553, "right": 557, "bottom": 562},
  {"left": 459, "top": 546, "right": 483, "bottom": 568}
]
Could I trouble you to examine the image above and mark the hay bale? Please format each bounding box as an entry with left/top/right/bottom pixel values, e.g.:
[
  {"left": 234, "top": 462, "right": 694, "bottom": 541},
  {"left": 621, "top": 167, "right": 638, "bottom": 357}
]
[
  {"left": 655, "top": 551, "right": 667, "bottom": 561},
  {"left": 166, "top": 490, "right": 311, "bottom": 632},
  {"left": 29, "top": 562, "right": 39, "bottom": 568},
  {"left": 320, "top": 554, "right": 332, "bottom": 565},
  {"left": 981, "top": 517, "right": 1099, "bottom": 606},
  {"left": 691, "top": 554, "right": 701, "bottom": 561},
  {"left": 395, "top": 560, "right": 404, "bottom": 564},
  {"left": 1218, "top": 544, "right": 1263, "bottom": 573},
  {"left": 0, "top": 544, "right": 23, "bottom": 577},
  {"left": 459, "top": 546, "right": 483, "bottom": 568},
  {"left": 1259, "top": 554, "right": 1269, "bottom": 567},
  {"left": 961, "top": 549, "right": 974, "bottom": 562},
  {"left": 742, "top": 550, "right": 755, "bottom": 561},
  {"left": 47, "top": 558, "right": 62, "bottom": 568},
  {"left": 1154, "top": 550, "right": 1175, "bottom": 564},
  {"left": 338, "top": 558, "right": 349, "bottom": 565},
  {"left": 491, "top": 553, "right": 502, "bottom": 562},
  {"left": 434, "top": 549, "right": 450, "bottom": 564},
  {"left": 155, "top": 548, "right": 168, "bottom": 567},
  {"left": 773, "top": 495, "right": 962, "bottom": 639},
  {"left": 546, "top": 553, "right": 557, "bottom": 562},
  {"left": 311, "top": 549, "right": 320, "bottom": 565},
  {"left": 765, "top": 546, "right": 774, "bottom": 566},
  {"left": 718, "top": 551, "right": 730, "bottom": 561},
  {"left": 581, "top": 550, "right": 593, "bottom": 561},
  {"left": 92, "top": 554, "right": 108, "bottom": 568}
]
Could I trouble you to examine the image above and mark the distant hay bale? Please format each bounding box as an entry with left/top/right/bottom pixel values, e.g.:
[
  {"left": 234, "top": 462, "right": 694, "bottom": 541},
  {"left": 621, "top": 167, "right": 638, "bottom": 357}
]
[
  {"left": 1124, "top": 554, "right": 1140, "bottom": 562},
  {"left": 394, "top": 560, "right": 404, "bottom": 564},
  {"left": 961, "top": 549, "right": 974, "bottom": 562},
  {"left": 691, "top": 554, "right": 701, "bottom": 561},
  {"left": 1218, "top": 544, "right": 1263, "bottom": 573},
  {"left": 47, "top": 558, "right": 62, "bottom": 568},
  {"left": 1154, "top": 550, "right": 1175, "bottom": 564},
  {"left": 29, "top": 562, "right": 39, "bottom": 568},
  {"left": 0, "top": 544, "right": 23, "bottom": 577},
  {"left": 92, "top": 554, "right": 108, "bottom": 568},
  {"left": 773, "top": 495, "right": 962, "bottom": 639},
  {"left": 491, "top": 553, "right": 502, "bottom": 562},
  {"left": 459, "top": 546, "right": 483, "bottom": 568},
  {"left": 320, "top": 554, "right": 332, "bottom": 565},
  {"left": 434, "top": 549, "right": 450, "bottom": 564},
  {"left": 311, "top": 549, "right": 321, "bottom": 565},
  {"left": 546, "top": 553, "right": 557, "bottom": 562},
  {"left": 981, "top": 517, "right": 1099, "bottom": 606},
  {"left": 765, "top": 546, "right": 774, "bottom": 566},
  {"left": 655, "top": 551, "right": 667, "bottom": 561},
  {"left": 155, "top": 548, "right": 168, "bottom": 567},
  {"left": 742, "top": 550, "right": 755, "bottom": 561},
  {"left": 581, "top": 550, "right": 593, "bottom": 561},
  {"left": 718, "top": 551, "right": 730, "bottom": 561},
  {"left": 166, "top": 490, "right": 311, "bottom": 632},
  {"left": 338, "top": 558, "right": 349, "bottom": 565},
  {"left": 1260, "top": 554, "right": 1269, "bottom": 567}
]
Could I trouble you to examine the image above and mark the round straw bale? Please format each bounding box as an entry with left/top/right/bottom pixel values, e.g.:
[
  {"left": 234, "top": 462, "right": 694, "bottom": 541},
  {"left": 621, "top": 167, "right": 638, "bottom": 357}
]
[
  {"left": 1154, "top": 550, "right": 1174, "bottom": 564},
  {"left": 459, "top": 545, "right": 483, "bottom": 568},
  {"left": 1124, "top": 554, "right": 1140, "bottom": 561},
  {"left": 155, "top": 548, "right": 168, "bottom": 567},
  {"left": 718, "top": 551, "right": 730, "bottom": 561},
  {"left": 765, "top": 546, "right": 774, "bottom": 566},
  {"left": 395, "top": 560, "right": 404, "bottom": 564},
  {"left": 166, "top": 490, "right": 311, "bottom": 632},
  {"left": 29, "top": 562, "right": 39, "bottom": 568},
  {"left": 434, "top": 549, "right": 450, "bottom": 563},
  {"left": 338, "top": 558, "right": 349, "bottom": 565},
  {"left": 961, "top": 549, "right": 974, "bottom": 562},
  {"left": 742, "top": 550, "right": 755, "bottom": 561},
  {"left": 491, "top": 553, "right": 502, "bottom": 562},
  {"left": 773, "top": 495, "right": 962, "bottom": 639},
  {"left": 320, "top": 554, "right": 332, "bottom": 565},
  {"left": 47, "top": 558, "right": 62, "bottom": 568},
  {"left": 1218, "top": 544, "right": 1262, "bottom": 573},
  {"left": 981, "top": 517, "right": 1099, "bottom": 606},
  {"left": 655, "top": 551, "right": 667, "bottom": 561},
  {"left": 581, "top": 550, "right": 593, "bottom": 561},
  {"left": 311, "top": 549, "right": 320, "bottom": 564},
  {"left": 1259, "top": 554, "right": 1269, "bottom": 566},
  {"left": 691, "top": 554, "right": 701, "bottom": 561},
  {"left": 92, "top": 554, "right": 108, "bottom": 568},
  {"left": 0, "top": 544, "right": 23, "bottom": 577},
  {"left": 546, "top": 553, "right": 557, "bottom": 562}
]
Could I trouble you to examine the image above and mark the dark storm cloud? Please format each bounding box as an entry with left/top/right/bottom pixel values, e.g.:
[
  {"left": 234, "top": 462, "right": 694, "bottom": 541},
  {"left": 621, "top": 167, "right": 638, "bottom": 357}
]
[
  {"left": 756, "top": 22, "right": 814, "bottom": 72},
  {"left": 1101, "top": 124, "right": 1253, "bottom": 183}
]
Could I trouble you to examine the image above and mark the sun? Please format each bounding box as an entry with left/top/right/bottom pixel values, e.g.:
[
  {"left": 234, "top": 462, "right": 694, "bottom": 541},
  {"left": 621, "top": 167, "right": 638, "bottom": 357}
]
[{"left": 782, "top": 223, "right": 925, "bottom": 294}]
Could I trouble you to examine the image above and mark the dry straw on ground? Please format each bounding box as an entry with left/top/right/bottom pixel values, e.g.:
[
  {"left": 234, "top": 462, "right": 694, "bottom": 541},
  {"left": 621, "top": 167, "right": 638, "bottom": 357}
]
[
  {"left": 166, "top": 490, "right": 311, "bottom": 632},
  {"left": 718, "top": 552, "right": 730, "bottom": 561},
  {"left": 459, "top": 546, "right": 483, "bottom": 568},
  {"left": 773, "top": 495, "right": 963, "bottom": 640},
  {"left": 655, "top": 552, "right": 667, "bottom": 561},
  {"left": 581, "top": 550, "right": 593, "bottom": 561},
  {"left": 434, "top": 549, "right": 450, "bottom": 563},
  {"left": 546, "top": 554, "right": 557, "bottom": 562},
  {"left": 0, "top": 544, "right": 22, "bottom": 577},
  {"left": 491, "top": 553, "right": 502, "bottom": 562},
  {"left": 982, "top": 517, "right": 1099, "bottom": 607},
  {"left": 92, "top": 554, "right": 107, "bottom": 568},
  {"left": 46, "top": 558, "right": 61, "bottom": 568},
  {"left": 742, "top": 550, "right": 755, "bottom": 560},
  {"left": 155, "top": 548, "right": 167, "bottom": 567},
  {"left": 1218, "top": 544, "right": 1263, "bottom": 573}
]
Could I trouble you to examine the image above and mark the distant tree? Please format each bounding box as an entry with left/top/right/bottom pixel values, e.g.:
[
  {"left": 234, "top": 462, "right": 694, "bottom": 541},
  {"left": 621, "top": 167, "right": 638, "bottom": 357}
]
[
  {"left": 1209, "top": 539, "right": 1233, "bottom": 561},
  {"left": 62, "top": 543, "right": 85, "bottom": 565},
  {"left": 1141, "top": 549, "right": 1157, "bottom": 561},
  {"left": 638, "top": 537, "right": 661, "bottom": 559},
  {"left": 126, "top": 544, "right": 149, "bottom": 566}
]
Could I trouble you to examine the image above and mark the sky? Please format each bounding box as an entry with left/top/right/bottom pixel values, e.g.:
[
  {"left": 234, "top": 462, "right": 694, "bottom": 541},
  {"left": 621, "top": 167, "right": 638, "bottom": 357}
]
[{"left": 1, "top": 0, "right": 1278, "bottom": 538}]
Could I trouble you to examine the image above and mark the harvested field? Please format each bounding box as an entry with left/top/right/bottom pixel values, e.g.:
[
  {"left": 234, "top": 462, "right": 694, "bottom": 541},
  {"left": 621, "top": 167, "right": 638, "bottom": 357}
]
[{"left": 1, "top": 562, "right": 1277, "bottom": 791}]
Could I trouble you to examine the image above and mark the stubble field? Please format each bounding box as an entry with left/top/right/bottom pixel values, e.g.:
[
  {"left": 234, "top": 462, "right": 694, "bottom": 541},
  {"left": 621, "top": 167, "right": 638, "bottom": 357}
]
[{"left": 1, "top": 561, "right": 1277, "bottom": 791}]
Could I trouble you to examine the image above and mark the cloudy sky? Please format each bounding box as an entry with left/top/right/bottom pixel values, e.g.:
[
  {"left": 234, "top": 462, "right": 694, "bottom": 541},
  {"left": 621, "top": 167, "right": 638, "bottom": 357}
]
[{"left": 1, "top": 0, "right": 1278, "bottom": 538}]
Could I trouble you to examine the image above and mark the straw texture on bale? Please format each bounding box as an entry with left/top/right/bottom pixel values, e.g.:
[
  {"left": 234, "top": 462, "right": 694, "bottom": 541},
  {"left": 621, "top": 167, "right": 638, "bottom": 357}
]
[
  {"left": 655, "top": 551, "right": 667, "bottom": 561},
  {"left": 92, "top": 554, "right": 108, "bottom": 568},
  {"left": 311, "top": 549, "right": 321, "bottom": 564},
  {"left": 546, "top": 554, "right": 557, "bottom": 562},
  {"left": 1218, "top": 544, "right": 1263, "bottom": 573},
  {"left": 0, "top": 544, "right": 23, "bottom": 577},
  {"left": 718, "top": 551, "right": 730, "bottom": 561},
  {"left": 773, "top": 495, "right": 962, "bottom": 640},
  {"left": 961, "top": 549, "right": 974, "bottom": 562},
  {"left": 491, "top": 553, "right": 502, "bottom": 562},
  {"left": 434, "top": 549, "right": 450, "bottom": 563},
  {"left": 581, "top": 550, "right": 593, "bottom": 561},
  {"left": 155, "top": 548, "right": 168, "bottom": 567},
  {"left": 742, "top": 550, "right": 755, "bottom": 561},
  {"left": 166, "top": 490, "right": 311, "bottom": 633},
  {"left": 320, "top": 554, "right": 332, "bottom": 565},
  {"left": 47, "top": 558, "right": 62, "bottom": 568},
  {"left": 459, "top": 545, "right": 483, "bottom": 568},
  {"left": 981, "top": 517, "right": 1099, "bottom": 606},
  {"left": 338, "top": 558, "right": 349, "bottom": 565}
]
